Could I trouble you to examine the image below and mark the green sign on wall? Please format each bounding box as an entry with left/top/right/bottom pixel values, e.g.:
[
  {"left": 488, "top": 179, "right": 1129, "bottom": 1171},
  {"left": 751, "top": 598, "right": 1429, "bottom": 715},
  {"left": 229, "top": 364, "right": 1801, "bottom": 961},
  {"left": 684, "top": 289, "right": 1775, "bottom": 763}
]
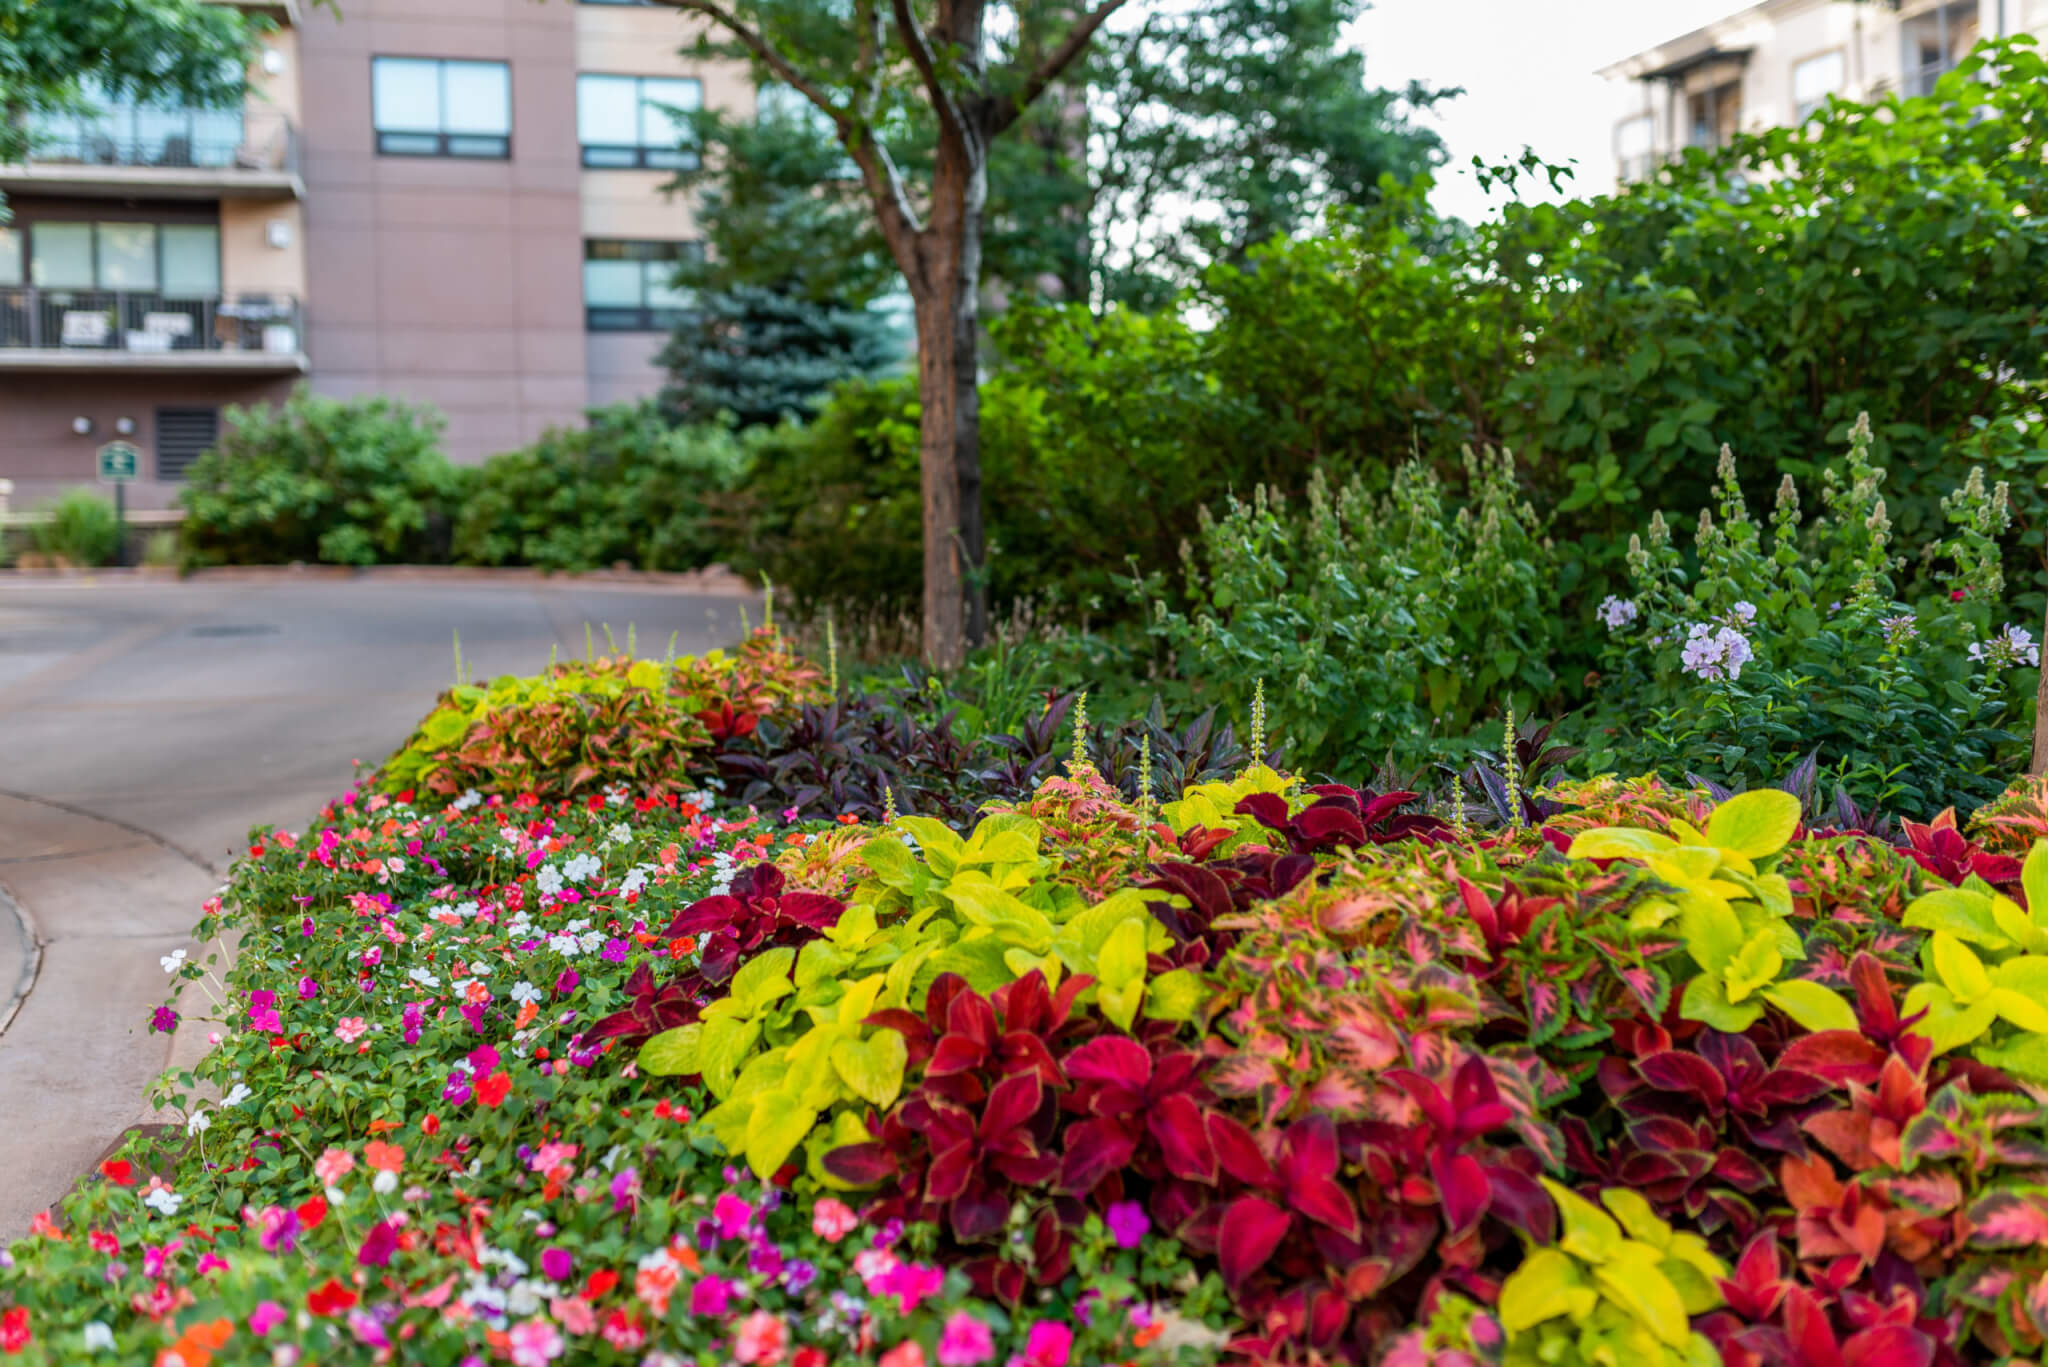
[{"left": 96, "top": 441, "right": 140, "bottom": 484}]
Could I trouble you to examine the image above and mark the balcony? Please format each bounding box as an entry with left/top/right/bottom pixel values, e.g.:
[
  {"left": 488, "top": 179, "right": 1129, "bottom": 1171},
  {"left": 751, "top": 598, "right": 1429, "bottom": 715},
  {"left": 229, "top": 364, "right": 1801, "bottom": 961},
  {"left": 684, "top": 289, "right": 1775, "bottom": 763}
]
[
  {"left": 0, "top": 289, "right": 307, "bottom": 375},
  {"left": 0, "top": 109, "right": 301, "bottom": 201}
]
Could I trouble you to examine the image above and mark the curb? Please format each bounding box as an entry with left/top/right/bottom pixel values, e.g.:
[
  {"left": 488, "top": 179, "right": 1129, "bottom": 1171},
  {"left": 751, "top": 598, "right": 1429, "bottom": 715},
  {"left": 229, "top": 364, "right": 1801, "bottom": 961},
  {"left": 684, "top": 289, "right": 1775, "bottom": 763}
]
[{"left": 0, "top": 883, "right": 41, "bottom": 1040}]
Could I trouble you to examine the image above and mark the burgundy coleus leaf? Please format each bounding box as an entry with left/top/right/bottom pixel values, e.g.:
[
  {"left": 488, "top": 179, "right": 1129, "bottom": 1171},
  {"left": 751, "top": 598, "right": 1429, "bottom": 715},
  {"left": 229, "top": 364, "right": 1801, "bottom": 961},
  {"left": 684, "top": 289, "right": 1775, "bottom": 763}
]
[
  {"left": 821, "top": 1141, "right": 898, "bottom": 1186},
  {"left": 1216, "top": 1195, "right": 1293, "bottom": 1287},
  {"left": 1065, "top": 1036, "right": 1218, "bottom": 1181},
  {"left": 1056, "top": 1116, "right": 1137, "bottom": 1196},
  {"left": 1900, "top": 810, "right": 2022, "bottom": 893},
  {"left": 578, "top": 962, "right": 704, "bottom": 1046},
  {"left": 1274, "top": 1115, "right": 1360, "bottom": 1242}
]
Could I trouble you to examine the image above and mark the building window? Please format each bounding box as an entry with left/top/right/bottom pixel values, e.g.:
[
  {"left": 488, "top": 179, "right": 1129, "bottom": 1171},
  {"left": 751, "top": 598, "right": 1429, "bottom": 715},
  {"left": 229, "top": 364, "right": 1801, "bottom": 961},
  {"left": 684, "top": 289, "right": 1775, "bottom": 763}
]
[
  {"left": 577, "top": 74, "right": 700, "bottom": 169},
  {"left": 372, "top": 57, "right": 511, "bottom": 158},
  {"left": 19, "top": 221, "right": 220, "bottom": 296},
  {"left": 1615, "top": 114, "right": 1655, "bottom": 184},
  {"left": 583, "top": 240, "right": 697, "bottom": 331},
  {"left": 1686, "top": 81, "right": 1741, "bottom": 150},
  {"left": 156, "top": 407, "right": 221, "bottom": 481},
  {"left": 1792, "top": 50, "right": 1844, "bottom": 121}
]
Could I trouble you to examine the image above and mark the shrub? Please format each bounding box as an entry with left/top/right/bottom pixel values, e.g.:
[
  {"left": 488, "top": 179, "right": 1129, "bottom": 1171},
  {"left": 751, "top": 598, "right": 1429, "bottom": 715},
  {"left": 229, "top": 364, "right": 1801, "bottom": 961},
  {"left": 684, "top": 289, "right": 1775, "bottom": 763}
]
[
  {"left": 178, "top": 387, "right": 460, "bottom": 566},
  {"left": 1583, "top": 416, "right": 2033, "bottom": 814},
  {"left": 1133, "top": 450, "right": 1563, "bottom": 776},
  {"left": 451, "top": 402, "right": 754, "bottom": 572},
  {"left": 30, "top": 488, "right": 122, "bottom": 567}
]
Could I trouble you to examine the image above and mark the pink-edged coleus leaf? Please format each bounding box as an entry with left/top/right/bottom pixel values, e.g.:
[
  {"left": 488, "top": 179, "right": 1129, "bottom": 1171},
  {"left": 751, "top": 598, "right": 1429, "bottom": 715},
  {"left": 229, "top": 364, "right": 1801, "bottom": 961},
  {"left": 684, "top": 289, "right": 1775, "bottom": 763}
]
[{"left": 1966, "top": 1189, "right": 2048, "bottom": 1249}]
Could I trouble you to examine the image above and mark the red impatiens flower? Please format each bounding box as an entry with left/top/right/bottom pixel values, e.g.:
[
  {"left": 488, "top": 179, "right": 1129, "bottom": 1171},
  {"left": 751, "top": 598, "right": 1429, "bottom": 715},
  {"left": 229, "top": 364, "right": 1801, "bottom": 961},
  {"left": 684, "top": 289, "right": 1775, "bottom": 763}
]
[
  {"left": 100, "top": 1159, "right": 136, "bottom": 1187},
  {"left": 475, "top": 1071, "right": 512, "bottom": 1108},
  {"left": 295, "top": 1195, "right": 329, "bottom": 1230},
  {"left": 0, "top": 1307, "right": 30, "bottom": 1354},
  {"left": 306, "top": 1278, "right": 358, "bottom": 1317}
]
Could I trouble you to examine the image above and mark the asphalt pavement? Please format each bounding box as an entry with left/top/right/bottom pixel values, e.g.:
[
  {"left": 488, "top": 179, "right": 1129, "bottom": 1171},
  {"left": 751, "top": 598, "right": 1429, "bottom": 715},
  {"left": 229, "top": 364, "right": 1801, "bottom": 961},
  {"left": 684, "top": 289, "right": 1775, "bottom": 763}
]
[{"left": 0, "top": 571, "right": 752, "bottom": 1239}]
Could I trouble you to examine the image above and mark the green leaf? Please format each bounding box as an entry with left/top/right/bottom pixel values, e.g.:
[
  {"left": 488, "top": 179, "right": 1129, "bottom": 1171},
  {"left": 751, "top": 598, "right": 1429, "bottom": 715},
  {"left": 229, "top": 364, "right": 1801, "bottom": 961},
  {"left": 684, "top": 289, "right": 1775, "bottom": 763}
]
[
  {"left": 859, "top": 834, "right": 920, "bottom": 890},
  {"left": 2023, "top": 840, "right": 2048, "bottom": 921},
  {"left": 1680, "top": 971, "right": 1763, "bottom": 1032},
  {"left": 1096, "top": 917, "right": 1147, "bottom": 989},
  {"left": 945, "top": 873, "right": 1056, "bottom": 947},
  {"left": 1988, "top": 986, "right": 2048, "bottom": 1035},
  {"left": 1600, "top": 1189, "right": 1670, "bottom": 1249},
  {"left": 1679, "top": 899, "right": 1746, "bottom": 975},
  {"left": 1142, "top": 967, "right": 1209, "bottom": 1022},
  {"left": 894, "top": 816, "right": 964, "bottom": 878},
  {"left": 1593, "top": 1243, "right": 1691, "bottom": 1349},
  {"left": 730, "top": 947, "right": 796, "bottom": 1013},
  {"left": 1902, "top": 983, "right": 1997, "bottom": 1054},
  {"left": 1930, "top": 932, "right": 1992, "bottom": 1003},
  {"left": 1902, "top": 888, "right": 2006, "bottom": 946},
  {"left": 1704, "top": 789, "right": 1800, "bottom": 859},
  {"left": 1498, "top": 1249, "right": 1593, "bottom": 1333},
  {"left": 1569, "top": 827, "right": 1677, "bottom": 861},
  {"left": 697, "top": 1017, "right": 763, "bottom": 1098},
  {"left": 1544, "top": 1177, "right": 1621, "bottom": 1263},
  {"left": 637, "top": 1023, "right": 702, "bottom": 1076},
  {"left": 742, "top": 1089, "right": 817, "bottom": 1180},
  {"left": 1761, "top": 979, "right": 1859, "bottom": 1033},
  {"left": 830, "top": 1031, "right": 908, "bottom": 1110},
  {"left": 1722, "top": 931, "right": 1783, "bottom": 1004},
  {"left": 796, "top": 939, "right": 855, "bottom": 989}
]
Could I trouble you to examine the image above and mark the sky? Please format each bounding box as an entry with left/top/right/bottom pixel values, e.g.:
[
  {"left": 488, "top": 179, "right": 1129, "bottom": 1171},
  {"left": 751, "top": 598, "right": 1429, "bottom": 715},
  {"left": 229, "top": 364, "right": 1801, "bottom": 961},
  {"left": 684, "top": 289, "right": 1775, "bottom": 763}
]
[{"left": 1346, "top": 0, "right": 1742, "bottom": 222}]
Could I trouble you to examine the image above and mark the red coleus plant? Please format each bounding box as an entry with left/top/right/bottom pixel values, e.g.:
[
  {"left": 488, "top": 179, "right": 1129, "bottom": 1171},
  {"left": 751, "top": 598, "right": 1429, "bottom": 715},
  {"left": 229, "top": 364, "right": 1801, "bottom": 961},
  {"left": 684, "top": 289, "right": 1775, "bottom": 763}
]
[
  {"left": 1701, "top": 1235, "right": 1950, "bottom": 1367},
  {"left": 578, "top": 961, "right": 708, "bottom": 1046},
  {"left": 659, "top": 862, "right": 843, "bottom": 983},
  {"left": 1899, "top": 810, "right": 2022, "bottom": 897},
  {"left": 1235, "top": 785, "right": 1451, "bottom": 855}
]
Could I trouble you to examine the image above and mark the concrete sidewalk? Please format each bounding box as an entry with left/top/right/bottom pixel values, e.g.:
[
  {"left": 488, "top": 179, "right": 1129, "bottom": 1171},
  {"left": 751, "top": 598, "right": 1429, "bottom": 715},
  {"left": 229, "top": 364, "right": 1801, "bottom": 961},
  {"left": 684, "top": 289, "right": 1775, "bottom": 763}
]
[{"left": 0, "top": 796, "right": 219, "bottom": 1237}]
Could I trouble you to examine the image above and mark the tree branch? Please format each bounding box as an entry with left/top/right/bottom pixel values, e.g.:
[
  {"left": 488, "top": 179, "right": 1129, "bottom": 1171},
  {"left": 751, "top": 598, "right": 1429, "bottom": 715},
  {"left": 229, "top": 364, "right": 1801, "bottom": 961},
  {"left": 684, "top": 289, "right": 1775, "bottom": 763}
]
[
  {"left": 669, "top": 0, "right": 926, "bottom": 270},
  {"left": 890, "top": 0, "right": 970, "bottom": 149},
  {"left": 987, "top": 0, "right": 1133, "bottom": 137}
]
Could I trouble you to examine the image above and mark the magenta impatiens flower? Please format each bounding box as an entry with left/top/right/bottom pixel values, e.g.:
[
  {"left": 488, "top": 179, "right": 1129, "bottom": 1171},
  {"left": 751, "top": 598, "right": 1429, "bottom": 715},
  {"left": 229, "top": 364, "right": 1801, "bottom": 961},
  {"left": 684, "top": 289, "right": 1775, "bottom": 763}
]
[
  {"left": 1020, "top": 1322, "right": 1072, "bottom": 1367},
  {"left": 357, "top": 1219, "right": 399, "bottom": 1268},
  {"left": 1105, "top": 1200, "right": 1150, "bottom": 1249},
  {"left": 541, "top": 1246, "right": 573, "bottom": 1283},
  {"left": 712, "top": 1192, "right": 753, "bottom": 1239},
  {"left": 249, "top": 1301, "right": 287, "bottom": 1336},
  {"left": 689, "top": 1275, "right": 732, "bottom": 1316},
  {"left": 938, "top": 1311, "right": 996, "bottom": 1366},
  {"left": 149, "top": 1006, "right": 178, "bottom": 1034}
]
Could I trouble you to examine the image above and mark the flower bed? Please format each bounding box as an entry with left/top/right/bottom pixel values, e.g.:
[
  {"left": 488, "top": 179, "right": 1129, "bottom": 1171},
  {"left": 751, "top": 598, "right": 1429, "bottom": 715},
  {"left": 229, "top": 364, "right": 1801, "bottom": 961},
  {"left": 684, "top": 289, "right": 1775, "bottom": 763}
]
[{"left": 6, "top": 642, "right": 2048, "bottom": 1367}]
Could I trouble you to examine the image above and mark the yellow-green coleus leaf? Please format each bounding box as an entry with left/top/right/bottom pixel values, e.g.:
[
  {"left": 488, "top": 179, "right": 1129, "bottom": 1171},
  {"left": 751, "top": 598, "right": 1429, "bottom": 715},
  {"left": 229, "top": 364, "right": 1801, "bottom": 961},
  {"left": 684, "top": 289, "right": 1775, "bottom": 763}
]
[
  {"left": 1722, "top": 931, "right": 1784, "bottom": 1005},
  {"left": 1498, "top": 1248, "right": 1598, "bottom": 1334},
  {"left": 1702, "top": 788, "right": 1801, "bottom": 862}
]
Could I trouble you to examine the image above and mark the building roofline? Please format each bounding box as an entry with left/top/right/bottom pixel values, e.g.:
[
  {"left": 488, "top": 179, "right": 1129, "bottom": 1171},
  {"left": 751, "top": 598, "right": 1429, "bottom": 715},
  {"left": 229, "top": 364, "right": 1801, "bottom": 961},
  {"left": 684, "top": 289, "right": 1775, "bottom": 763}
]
[{"left": 1596, "top": 0, "right": 1832, "bottom": 80}]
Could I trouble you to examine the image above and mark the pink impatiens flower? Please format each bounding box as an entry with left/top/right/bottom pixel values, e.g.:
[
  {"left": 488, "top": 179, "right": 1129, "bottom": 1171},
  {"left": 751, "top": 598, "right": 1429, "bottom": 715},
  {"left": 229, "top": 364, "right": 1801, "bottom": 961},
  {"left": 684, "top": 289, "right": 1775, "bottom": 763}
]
[
  {"left": 713, "top": 1192, "right": 754, "bottom": 1239},
  {"left": 1018, "top": 1322, "right": 1072, "bottom": 1367},
  {"left": 335, "top": 1016, "right": 369, "bottom": 1043},
  {"left": 249, "top": 1301, "right": 287, "bottom": 1336},
  {"left": 508, "top": 1317, "right": 564, "bottom": 1367},
  {"left": 313, "top": 1147, "right": 355, "bottom": 1185},
  {"left": 733, "top": 1310, "right": 789, "bottom": 1365},
  {"left": 811, "top": 1197, "right": 858, "bottom": 1243},
  {"left": 938, "top": 1312, "right": 996, "bottom": 1366}
]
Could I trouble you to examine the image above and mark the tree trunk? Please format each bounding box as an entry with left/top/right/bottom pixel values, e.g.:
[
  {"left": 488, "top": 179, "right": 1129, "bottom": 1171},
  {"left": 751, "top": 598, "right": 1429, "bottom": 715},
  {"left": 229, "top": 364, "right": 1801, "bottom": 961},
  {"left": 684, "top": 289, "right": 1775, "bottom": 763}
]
[{"left": 912, "top": 286, "right": 969, "bottom": 672}]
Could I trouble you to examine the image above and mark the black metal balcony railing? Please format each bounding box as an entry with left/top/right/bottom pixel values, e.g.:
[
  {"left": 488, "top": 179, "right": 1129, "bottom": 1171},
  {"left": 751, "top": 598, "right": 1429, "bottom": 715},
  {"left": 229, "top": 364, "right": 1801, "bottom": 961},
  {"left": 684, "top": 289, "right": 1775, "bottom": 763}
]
[
  {"left": 18, "top": 108, "right": 296, "bottom": 176},
  {"left": 0, "top": 288, "right": 302, "bottom": 356}
]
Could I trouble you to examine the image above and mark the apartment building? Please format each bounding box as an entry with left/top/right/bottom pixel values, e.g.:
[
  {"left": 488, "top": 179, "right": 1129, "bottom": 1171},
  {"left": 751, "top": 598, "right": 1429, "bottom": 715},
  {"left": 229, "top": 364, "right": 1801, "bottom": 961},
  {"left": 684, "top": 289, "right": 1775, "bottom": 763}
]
[
  {"left": 1601, "top": 0, "right": 2048, "bottom": 186},
  {"left": 0, "top": 0, "right": 746, "bottom": 511}
]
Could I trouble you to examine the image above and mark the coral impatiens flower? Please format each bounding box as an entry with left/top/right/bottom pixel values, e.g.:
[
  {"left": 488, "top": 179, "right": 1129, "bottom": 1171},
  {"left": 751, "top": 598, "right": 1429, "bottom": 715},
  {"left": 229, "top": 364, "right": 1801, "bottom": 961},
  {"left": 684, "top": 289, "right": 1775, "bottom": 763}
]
[{"left": 475, "top": 1071, "right": 513, "bottom": 1108}]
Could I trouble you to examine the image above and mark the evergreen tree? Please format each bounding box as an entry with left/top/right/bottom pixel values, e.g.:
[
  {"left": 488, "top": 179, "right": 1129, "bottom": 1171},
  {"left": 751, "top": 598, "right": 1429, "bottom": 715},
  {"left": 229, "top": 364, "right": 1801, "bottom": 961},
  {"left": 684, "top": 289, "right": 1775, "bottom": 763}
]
[{"left": 657, "top": 284, "right": 901, "bottom": 429}]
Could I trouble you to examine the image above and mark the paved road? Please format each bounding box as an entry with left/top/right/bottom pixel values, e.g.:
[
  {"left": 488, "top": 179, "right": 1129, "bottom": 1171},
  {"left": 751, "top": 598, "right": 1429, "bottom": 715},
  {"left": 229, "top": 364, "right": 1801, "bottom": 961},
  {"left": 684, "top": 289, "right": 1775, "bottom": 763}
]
[{"left": 0, "top": 573, "right": 752, "bottom": 1238}]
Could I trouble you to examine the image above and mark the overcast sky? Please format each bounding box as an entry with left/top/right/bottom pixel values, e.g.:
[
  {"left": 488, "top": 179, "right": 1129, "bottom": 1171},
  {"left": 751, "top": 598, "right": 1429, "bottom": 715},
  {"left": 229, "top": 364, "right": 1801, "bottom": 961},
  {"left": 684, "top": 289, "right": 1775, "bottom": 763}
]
[{"left": 1346, "top": 0, "right": 1741, "bottom": 221}]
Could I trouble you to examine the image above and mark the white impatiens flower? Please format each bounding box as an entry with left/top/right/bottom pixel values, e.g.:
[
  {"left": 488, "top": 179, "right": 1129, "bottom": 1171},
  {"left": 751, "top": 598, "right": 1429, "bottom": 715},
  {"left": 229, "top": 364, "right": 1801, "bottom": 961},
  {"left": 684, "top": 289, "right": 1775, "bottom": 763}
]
[
  {"left": 606, "top": 821, "right": 632, "bottom": 847},
  {"left": 619, "top": 865, "right": 654, "bottom": 897},
  {"left": 408, "top": 966, "right": 442, "bottom": 990},
  {"left": 535, "top": 865, "right": 566, "bottom": 897},
  {"left": 373, "top": 1170, "right": 399, "bottom": 1195},
  {"left": 451, "top": 789, "right": 483, "bottom": 812},
  {"left": 160, "top": 949, "right": 188, "bottom": 975},
  {"left": 82, "top": 1323, "right": 114, "bottom": 1353},
  {"left": 185, "top": 1109, "right": 212, "bottom": 1136},
  {"left": 143, "top": 1186, "right": 183, "bottom": 1216},
  {"left": 222, "top": 1083, "right": 254, "bottom": 1108},
  {"left": 562, "top": 852, "right": 602, "bottom": 884},
  {"left": 547, "top": 932, "right": 582, "bottom": 956},
  {"left": 510, "top": 981, "right": 544, "bottom": 1007}
]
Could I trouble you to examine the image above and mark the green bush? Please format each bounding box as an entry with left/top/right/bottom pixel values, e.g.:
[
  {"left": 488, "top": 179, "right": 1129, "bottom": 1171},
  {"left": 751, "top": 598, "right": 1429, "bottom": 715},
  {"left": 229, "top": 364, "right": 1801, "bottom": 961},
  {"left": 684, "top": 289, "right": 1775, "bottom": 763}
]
[
  {"left": 1583, "top": 416, "right": 2032, "bottom": 815},
  {"left": 31, "top": 488, "right": 123, "bottom": 567},
  {"left": 178, "top": 386, "right": 460, "bottom": 566},
  {"left": 1132, "top": 448, "right": 1563, "bottom": 775},
  {"left": 451, "top": 401, "right": 752, "bottom": 572}
]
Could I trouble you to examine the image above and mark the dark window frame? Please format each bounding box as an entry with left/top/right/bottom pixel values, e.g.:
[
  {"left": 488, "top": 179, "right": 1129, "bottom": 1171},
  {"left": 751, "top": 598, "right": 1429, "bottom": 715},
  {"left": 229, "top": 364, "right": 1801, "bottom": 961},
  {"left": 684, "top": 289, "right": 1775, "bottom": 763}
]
[
  {"left": 370, "top": 56, "right": 513, "bottom": 161},
  {"left": 576, "top": 73, "right": 701, "bottom": 171},
  {"left": 582, "top": 238, "right": 699, "bottom": 332}
]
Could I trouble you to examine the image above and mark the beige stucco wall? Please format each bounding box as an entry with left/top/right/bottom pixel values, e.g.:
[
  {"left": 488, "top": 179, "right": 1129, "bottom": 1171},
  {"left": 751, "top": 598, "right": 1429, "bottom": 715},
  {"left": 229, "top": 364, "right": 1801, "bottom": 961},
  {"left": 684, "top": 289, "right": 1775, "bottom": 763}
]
[{"left": 220, "top": 201, "right": 306, "bottom": 298}]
